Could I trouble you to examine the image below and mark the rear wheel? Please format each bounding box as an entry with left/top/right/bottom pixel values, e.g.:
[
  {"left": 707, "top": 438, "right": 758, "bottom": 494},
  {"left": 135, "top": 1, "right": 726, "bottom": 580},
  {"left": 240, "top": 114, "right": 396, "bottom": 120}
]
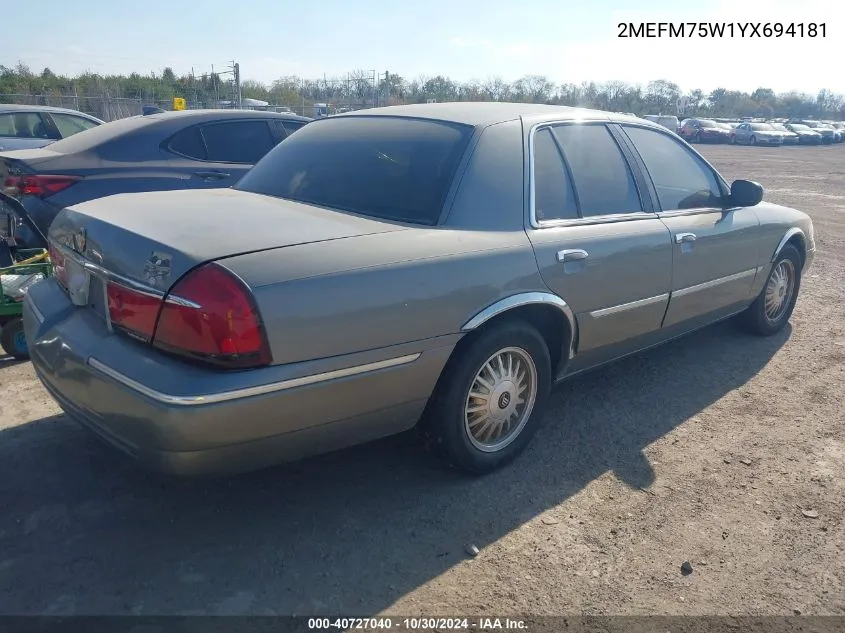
[
  {"left": 750, "top": 135, "right": 757, "bottom": 146},
  {"left": 422, "top": 320, "right": 552, "bottom": 474},
  {"left": 738, "top": 244, "right": 802, "bottom": 336},
  {"left": 0, "top": 318, "right": 29, "bottom": 360}
]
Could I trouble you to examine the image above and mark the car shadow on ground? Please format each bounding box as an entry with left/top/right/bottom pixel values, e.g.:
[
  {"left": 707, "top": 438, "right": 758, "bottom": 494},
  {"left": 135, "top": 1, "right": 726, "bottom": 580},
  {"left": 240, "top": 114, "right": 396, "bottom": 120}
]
[
  {"left": 0, "top": 321, "right": 790, "bottom": 615},
  {"left": 0, "top": 355, "right": 26, "bottom": 368}
]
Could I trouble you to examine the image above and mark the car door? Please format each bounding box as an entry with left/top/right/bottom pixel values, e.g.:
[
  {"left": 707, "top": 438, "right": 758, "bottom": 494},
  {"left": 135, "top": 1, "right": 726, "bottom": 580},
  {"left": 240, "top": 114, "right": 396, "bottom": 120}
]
[
  {"left": 736, "top": 123, "right": 751, "bottom": 144},
  {"left": 167, "top": 119, "right": 276, "bottom": 188},
  {"left": 620, "top": 124, "right": 761, "bottom": 329},
  {"left": 525, "top": 122, "right": 673, "bottom": 359}
]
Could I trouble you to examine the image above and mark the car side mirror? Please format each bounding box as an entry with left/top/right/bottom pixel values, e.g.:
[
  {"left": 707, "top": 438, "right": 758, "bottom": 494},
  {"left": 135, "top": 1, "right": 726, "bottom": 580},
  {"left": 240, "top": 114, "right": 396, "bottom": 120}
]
[{"left": 729, "top": 179, "right": 764, "bottom": 207}]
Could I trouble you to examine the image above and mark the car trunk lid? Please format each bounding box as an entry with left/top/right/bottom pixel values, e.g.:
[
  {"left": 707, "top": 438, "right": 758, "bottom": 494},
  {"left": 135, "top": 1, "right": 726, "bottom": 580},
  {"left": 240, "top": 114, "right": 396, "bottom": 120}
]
[{"left": 49, "top": 187, "right": 409, "bottom": 295}]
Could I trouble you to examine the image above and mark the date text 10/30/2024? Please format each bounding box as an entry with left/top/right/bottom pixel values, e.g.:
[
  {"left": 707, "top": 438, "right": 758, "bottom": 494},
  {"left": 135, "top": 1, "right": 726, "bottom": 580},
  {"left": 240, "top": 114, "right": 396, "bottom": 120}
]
[
  {"left": 307, "top": 617, "right": 528, "bottom": 630},
  {"left": 618, "top": 22, "right": 826, "bottom": 38}
]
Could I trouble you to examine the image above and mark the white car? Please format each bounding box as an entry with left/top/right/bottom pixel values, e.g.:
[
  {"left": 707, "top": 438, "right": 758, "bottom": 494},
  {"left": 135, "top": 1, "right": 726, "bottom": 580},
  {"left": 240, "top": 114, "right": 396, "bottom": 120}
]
[{"left": 0, "top": 105, "right": 103, "bottom": 151}]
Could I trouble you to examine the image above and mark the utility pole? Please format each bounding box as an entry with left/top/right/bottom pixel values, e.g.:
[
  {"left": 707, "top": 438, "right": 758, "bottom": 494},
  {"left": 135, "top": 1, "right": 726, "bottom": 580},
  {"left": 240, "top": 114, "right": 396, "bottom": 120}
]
[
  {"left": 384, "top": 70, "right": 389, "bottom": 106},
  {"left": 233, "top": 62, "right": 242, "bottom": 108}
]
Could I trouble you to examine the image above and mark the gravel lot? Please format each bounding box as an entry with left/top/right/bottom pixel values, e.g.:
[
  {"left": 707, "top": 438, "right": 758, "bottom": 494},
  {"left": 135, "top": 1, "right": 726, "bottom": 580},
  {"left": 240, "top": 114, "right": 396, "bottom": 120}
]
[{"left": 0, "top": 144, "right": 843, "bottom": 617}]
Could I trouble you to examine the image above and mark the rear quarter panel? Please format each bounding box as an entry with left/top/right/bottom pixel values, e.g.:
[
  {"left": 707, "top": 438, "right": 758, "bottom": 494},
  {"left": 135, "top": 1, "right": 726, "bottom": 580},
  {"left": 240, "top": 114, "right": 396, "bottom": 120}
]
[{"left": 225, "top": 229, "right": 546, "bottom": 365}]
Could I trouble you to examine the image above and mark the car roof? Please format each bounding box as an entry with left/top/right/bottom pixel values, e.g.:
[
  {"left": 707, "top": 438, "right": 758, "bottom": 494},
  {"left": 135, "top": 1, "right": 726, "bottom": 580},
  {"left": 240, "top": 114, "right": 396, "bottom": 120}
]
[
  {"left": 138, "top": 109, "right": 312, "bottom": 123},
  {"left": 0, "top": 103, "right": 103, "bottom": 120},
  {"left": 336, "top": 102, "right": 659, "bottom": 129}
]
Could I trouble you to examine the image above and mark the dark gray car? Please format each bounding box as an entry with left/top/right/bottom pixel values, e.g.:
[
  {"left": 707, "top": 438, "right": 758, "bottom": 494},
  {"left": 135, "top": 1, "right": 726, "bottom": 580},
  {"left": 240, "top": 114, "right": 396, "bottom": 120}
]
[
  {"left": 0, "top": 104, "right": 103, "bottom": 151},
  {"left": 0, "top": 109, "right": 311, "bottom": 247},
  {"left": 24, "top": 103, "right": 815, "bottom": 476}
]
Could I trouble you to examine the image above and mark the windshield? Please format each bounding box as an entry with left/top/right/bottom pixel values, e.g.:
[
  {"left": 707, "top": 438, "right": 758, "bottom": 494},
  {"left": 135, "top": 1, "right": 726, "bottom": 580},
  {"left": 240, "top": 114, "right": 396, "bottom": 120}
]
[
  {"left": 697, "top": 120, "right": 717, "bottom": 128},
  {"left": 235, "top": 116, "right": 474, "bottom": 225},
  {"left": 750, "top": 123, "right": 774, "bottom": 131},
  {"left": 771, "top": 124, "right": 789, "bottom": 132},
  {"left": 790, "top": 124, "right": 810, "bottom": 131}
]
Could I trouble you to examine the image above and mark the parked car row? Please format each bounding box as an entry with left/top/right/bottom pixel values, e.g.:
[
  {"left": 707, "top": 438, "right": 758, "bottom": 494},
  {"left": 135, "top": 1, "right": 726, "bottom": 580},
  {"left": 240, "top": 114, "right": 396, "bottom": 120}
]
[
  {"left": 1, "top": 101, "right": 817, "bottom": 479},
  {"left": 677, "top": 117, "right": 842, "bottom": 145},
  {"left": 640, "top": 113, "right": 843, "bottom": 146}
]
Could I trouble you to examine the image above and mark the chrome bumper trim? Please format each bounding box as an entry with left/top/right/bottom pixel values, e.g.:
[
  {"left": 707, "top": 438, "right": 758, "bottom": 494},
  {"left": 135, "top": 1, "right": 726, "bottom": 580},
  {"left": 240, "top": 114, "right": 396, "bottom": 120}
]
[{"left": 86, "top": 353, "right": 422, "bottom": 406}]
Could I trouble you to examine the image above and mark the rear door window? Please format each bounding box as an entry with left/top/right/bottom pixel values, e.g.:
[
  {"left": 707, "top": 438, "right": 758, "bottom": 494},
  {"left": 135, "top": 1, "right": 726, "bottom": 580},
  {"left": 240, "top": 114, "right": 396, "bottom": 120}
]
[
  {"left": 551, "top": 124, "right": 643, "bottom": 217},
  {"left": 168, "top": 126, "right": 207, "bottom": 160},
  {"left": 532, "top": 128, "right": 579, "bottom": 222},
  {"left": 49, "top": 113, "right": 100, "bottom": 138},
  {"left": 200, "top": 120, "right": 275, "bottom": 164},
  {"left": 0, "top": 112, "right": 54, "bottom": 139},
  {"left": 282, "top": 121, "right": 306, "bottom": 136},
  {"left": 234, "top": 116, "right": 474, "bottom": 225}
]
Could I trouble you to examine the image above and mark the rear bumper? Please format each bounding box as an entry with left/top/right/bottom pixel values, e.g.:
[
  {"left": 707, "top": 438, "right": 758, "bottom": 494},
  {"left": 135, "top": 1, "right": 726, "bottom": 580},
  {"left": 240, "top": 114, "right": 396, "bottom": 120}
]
[{"left": 24, "top": 279, "right": 454, "bottom": 476}]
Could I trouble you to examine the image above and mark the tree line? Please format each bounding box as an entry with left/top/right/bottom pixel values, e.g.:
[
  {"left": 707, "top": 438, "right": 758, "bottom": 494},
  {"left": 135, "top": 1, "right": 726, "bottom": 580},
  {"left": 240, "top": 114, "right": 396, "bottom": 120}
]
[{"left": 2, "top": 62, "right": 844, "bottom": 120}]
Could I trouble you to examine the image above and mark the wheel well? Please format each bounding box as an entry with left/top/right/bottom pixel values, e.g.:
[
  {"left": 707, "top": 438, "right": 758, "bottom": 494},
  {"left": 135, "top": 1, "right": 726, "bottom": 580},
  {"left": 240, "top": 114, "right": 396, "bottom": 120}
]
[
  {"left": 463, "top": 304, "right": 572, "bottom": 376},
  {"left": 785, "top": 234, "right": 806, "bottom": 268}
]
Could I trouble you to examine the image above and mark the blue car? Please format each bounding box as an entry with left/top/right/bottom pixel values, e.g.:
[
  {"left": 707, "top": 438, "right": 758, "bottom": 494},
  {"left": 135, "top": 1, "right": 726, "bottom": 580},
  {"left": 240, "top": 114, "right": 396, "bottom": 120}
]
[{"left": 1, "top": 108, "right": 311, "bottom": 248}]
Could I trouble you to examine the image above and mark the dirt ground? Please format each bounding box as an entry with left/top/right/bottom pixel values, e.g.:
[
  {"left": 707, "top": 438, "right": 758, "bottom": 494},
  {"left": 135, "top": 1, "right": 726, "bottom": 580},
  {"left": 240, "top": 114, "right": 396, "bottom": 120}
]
[{"left": 0, "top": 144, "right": 843, "bottom": 618}]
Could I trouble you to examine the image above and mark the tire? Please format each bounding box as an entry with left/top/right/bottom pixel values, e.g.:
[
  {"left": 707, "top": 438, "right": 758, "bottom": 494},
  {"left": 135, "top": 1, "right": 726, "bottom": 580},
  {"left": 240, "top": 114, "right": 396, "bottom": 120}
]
[
  {"left": 694, "top": 132, "right": 702, "bottom": 144},
  {"left": 730, "top": 135, "right": 736, "bottom": 145},
  {"left": 750, "top": 135, "right": 757, "bottom": 146},
  {"left": 0, "top": 317, "right": 29, "bottom": 360},
  {"left": 738, "top": 244, "right": 802, "bottom": 337},
  {"left": 421, "top": 319, "right": 552, "bottom": 474}
]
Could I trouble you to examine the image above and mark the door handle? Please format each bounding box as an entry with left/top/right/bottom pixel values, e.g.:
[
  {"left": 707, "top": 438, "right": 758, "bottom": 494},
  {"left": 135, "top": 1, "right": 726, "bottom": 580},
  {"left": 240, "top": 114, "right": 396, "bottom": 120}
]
[
  {"left": 556, "top": 249, "right": 589, "bottom": 263},
  {"left": 674, "top": 232, "right": 697, "bottom": 244},
  {"left": 194, "top": 171, "right": 231, "bottom": 180}
]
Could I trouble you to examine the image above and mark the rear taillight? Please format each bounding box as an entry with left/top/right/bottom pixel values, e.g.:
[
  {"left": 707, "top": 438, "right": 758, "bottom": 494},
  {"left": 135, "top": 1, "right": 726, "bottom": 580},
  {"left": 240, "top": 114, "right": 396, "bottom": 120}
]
[
  {"left": 152, "top": 263, "right": 271, "bottom": 369},
  {"left": 3, "top": 175, "right": 80, "bottom": 198},
  {"left": 47, "top": 241, "right": 68, "bottom": 288},
  {"left": 106, "top": 283, "right": 161, "bottom": 342}
]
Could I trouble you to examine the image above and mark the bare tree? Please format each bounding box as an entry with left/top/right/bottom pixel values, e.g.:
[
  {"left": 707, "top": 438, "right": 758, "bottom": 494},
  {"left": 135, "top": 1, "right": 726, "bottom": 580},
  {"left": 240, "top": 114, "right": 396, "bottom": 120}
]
[{"left": 481, "top": 76, "right": 510, "bottom": 101}]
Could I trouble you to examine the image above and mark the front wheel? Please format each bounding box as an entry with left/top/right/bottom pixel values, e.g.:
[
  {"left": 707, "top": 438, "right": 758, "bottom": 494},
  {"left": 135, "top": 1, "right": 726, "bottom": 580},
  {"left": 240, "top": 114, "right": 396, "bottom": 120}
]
[
  {"left": 422, "top": 320, "right": 552, "bottom": 474},
  {"left": 738, "top": 244, "right": 802, "bottom": 336},
  {"left": 750, "top": 135, "right": 757, "bottom": 146},
  {"left": 694, "top": 132, "right": 702, "bottom": 143},
  {"left": 0, "top": 317, "right": 29, "bottom": 360}
]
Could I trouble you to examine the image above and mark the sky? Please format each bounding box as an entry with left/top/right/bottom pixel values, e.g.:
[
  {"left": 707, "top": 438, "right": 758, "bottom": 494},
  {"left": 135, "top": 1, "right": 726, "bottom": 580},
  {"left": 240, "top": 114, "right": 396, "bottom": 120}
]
[{"left": 4, "top": 0, "right": 842, "bottom": 95}]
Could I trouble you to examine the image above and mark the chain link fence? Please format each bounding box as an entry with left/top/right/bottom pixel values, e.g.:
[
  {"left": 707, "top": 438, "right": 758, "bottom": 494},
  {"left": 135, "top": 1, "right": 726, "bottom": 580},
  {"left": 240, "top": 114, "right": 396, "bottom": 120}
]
[{"left": 1, "top": 93, "right": 375, "bottom": 121}]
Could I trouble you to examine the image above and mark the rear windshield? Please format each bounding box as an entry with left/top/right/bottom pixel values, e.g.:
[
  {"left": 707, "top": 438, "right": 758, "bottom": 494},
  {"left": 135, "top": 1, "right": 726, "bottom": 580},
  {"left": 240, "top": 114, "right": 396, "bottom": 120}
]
[
  {"left": 790, "top": 124, "right": 810, "bottom": 131},
  {"left": 40, "top": 115, "right": 155, "bottom": 153},
  {"left": 235, "top": 116, "right": 474, "bottom": 225},
  {"left": 697, "top": 120, "right": 717, "bottom": 128}
]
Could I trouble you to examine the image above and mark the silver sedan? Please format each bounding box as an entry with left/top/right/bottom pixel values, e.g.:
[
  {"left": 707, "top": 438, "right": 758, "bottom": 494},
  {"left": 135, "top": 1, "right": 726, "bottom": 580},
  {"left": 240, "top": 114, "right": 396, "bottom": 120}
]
[{"left": 25, "top": 103, "right": 816, "bottom": 476}]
